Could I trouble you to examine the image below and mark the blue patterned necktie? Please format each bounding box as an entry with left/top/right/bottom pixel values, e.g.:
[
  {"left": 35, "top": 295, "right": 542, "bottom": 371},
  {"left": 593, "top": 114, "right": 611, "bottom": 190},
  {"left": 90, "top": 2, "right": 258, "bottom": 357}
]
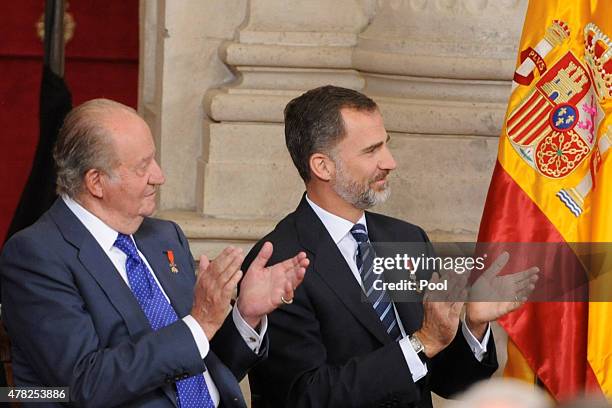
[
  {"left": 114, "top": 233, "right": 215, "bottom": 408},
  {"left": 350, "top": 224, "right": 402, "bottom": 341}
]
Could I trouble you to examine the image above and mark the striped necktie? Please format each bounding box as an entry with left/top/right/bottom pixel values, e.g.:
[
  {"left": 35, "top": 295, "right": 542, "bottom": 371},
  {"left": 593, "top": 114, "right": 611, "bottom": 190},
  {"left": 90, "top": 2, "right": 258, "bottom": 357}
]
[
  {"left": 350, "top": 224, "right": 402, "bottom": 341},
  {"left": 114, "top": 233, "right": 215, "bottom": 408}
]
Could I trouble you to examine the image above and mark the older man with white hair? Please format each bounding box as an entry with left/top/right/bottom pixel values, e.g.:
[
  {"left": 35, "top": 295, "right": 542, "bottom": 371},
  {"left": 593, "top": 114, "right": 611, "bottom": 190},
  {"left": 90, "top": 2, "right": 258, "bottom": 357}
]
[{"left": 0, "top": 98, "right": 309, "bottom": 407}]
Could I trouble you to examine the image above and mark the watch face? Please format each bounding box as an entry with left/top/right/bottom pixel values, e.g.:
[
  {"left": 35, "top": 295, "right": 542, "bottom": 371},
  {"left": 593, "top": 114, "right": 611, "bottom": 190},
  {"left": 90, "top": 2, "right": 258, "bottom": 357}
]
[{"left": 410, "top": 335, "right": 424, "bottom": 353}]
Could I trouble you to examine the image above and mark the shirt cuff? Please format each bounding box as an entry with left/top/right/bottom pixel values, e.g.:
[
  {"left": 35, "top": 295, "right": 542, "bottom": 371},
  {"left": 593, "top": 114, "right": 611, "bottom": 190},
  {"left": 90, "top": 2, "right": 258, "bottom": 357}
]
[
  {"left": 232, "top": 305, "right": 267, "bottom": 354},
  {"left": 399, "top": 336, "right": 428, "bottom": 382},
  {"left": 461, "top": 319, "right": 491, "bottom": 362},
  {"left": 182, "top": 315, "right": 210, "bottom": 359}
]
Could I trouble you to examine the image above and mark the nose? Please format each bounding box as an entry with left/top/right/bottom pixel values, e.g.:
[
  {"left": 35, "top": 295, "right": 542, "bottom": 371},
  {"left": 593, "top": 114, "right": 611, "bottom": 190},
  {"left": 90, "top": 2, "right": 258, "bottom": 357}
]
[
  {"left": 149, "top": 158, "right": 166, "bottom": 185},
  {"left": 380, "top": 145, "right": 397, "bottom": 171}
]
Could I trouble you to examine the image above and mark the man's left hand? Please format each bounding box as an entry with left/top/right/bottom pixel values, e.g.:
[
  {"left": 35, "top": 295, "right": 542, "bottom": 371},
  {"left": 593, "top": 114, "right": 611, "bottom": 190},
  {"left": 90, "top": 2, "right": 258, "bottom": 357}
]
[
  {"left": 466, "top": 252, "right": 539, "bottom": 339},
  {"left": 237, "top": 242, "right": 309, "bottom": 329}
]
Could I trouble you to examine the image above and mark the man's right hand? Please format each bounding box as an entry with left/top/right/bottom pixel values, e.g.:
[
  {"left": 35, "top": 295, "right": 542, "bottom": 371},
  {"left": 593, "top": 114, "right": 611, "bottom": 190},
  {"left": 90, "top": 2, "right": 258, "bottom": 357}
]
[
  {"left": 414, "top": 272, "right": 466, "bottom": 358},
  {"left": 191, "top": 247, "right": 245, "bottom": 340}
]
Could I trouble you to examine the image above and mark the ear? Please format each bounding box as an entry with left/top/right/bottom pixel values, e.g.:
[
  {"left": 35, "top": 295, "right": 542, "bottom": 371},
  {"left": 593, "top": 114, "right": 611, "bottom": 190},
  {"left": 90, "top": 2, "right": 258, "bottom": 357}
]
[
  {"left": 83, "top": 168, "right": 105, "bottom": 199},
  {"left": 309, "top": 153, "right": 334, "bottom": 182}
]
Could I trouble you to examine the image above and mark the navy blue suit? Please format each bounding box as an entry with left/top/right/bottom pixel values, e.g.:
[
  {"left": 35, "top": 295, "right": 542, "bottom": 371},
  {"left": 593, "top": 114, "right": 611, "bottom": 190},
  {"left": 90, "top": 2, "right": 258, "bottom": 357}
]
[{"left": 0, "top": 199, "right": 263, "bottom": 407}]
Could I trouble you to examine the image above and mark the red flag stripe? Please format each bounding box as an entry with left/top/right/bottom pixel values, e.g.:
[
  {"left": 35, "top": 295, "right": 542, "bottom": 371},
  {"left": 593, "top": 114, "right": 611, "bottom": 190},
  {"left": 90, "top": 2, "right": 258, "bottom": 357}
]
[
  {"left": 507, "top": 91, "right": 542, "bottom": 128},
  {"left": 508, "top": 100, "right": 553, "bottom": 145},
  {"left": 478, "top": 161, "right": 593, "bottom": 401},
  {"left": 507, "top": 99, "right": 548, "bottom": 135}
]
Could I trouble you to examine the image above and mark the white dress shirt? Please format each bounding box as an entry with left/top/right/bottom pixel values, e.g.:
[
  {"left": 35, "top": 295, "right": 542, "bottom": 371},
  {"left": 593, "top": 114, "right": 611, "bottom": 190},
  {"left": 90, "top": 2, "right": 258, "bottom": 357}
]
[
  {"left": 63, "top": 196, "right": 267, "bottom": 407},
  {"left": 305, "top": 195, "right": 490, "bottom": 383}
]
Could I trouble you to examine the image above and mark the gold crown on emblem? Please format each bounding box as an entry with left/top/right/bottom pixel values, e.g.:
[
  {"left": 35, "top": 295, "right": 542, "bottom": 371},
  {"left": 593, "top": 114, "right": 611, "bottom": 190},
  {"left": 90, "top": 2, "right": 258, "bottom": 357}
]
[
  {"left": 584, "top": 23, "right": 612, "bottom": 101},
  {"left": 545, "top": 20, "right": 571, "bottom": 47}
]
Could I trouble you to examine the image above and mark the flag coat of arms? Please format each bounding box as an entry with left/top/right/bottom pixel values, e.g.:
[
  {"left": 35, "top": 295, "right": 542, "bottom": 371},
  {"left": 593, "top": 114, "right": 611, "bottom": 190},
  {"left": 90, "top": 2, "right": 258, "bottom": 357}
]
[{"left": 478, "top": 0, "right": 612, "bottom": 401}]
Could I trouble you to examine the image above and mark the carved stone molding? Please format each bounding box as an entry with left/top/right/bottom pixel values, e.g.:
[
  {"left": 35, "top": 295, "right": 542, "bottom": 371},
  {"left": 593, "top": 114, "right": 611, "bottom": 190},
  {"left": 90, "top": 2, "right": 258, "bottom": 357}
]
[
  {"left": 354, "top": 0, "right": 528, "bottom": 79},
  {"left": 401, "top": 0, "right": 522, "bottom": 13},
  {"left": 238, "top": 0, "right": 370, "bottom": 46}
]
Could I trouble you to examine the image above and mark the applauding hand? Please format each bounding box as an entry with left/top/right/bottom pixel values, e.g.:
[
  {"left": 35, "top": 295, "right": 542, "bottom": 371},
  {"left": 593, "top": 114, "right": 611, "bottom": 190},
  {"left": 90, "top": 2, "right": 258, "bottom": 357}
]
[{"left": 237, "top": 242, "right": 309, "bottom": 329}]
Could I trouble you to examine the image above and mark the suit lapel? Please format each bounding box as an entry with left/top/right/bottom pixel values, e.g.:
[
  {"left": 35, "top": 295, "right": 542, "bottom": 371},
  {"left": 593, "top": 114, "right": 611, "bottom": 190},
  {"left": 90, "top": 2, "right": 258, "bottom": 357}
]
[
  {"left": 49, "top": 199, "right": 151, "bottom": 336},
  {"left": 134, "top": 228, "right": 194, "bottom": 318},
  {"left": 294, "top": 196, "right": 392, "bottom": 345}
]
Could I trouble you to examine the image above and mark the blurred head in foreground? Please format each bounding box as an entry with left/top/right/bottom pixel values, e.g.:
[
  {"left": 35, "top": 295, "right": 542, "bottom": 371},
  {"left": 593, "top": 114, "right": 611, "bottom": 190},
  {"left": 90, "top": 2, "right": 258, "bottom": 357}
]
[{"left": 449, "top": 378, "right": 552, "bottom": 408}]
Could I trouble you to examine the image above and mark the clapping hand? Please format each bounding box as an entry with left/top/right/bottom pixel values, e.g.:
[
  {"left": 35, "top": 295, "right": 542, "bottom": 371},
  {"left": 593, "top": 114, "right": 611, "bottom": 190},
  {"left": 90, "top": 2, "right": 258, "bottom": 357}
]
[
  {"left": 414, "top": 271, "right": 468, "bottom": 358},
  {"left": 191, "top": 247, "right": 245, "bottom": 340},
  {"left": 466, "top": 252, "right": 539, "bottom": 339},
  {"left": 237, "top": 242, "right": 309, "bottom": 329}
]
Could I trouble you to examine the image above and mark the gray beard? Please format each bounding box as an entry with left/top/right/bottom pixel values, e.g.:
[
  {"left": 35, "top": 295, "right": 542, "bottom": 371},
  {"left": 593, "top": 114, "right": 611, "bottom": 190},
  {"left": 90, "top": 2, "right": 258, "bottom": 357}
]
[{"left": 331, "top": 158, "right": 391, "bottom": 210}]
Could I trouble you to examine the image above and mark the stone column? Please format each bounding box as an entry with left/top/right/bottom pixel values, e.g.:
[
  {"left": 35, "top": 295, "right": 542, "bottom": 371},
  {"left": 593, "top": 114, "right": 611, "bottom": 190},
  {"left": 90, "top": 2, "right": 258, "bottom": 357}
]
[{"left": 139, "top": 0, "right": 248, "bottom": 212}]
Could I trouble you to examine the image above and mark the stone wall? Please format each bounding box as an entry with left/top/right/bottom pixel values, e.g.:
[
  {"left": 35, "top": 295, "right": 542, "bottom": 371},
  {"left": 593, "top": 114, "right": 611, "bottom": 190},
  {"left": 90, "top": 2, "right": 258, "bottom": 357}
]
[{"left": 140, "top": 0, "right": 528, "bottom": 256}]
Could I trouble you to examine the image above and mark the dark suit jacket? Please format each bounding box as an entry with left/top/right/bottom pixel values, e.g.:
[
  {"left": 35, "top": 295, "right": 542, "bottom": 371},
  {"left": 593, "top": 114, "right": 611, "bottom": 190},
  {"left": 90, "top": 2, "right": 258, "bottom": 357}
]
[
  {"left": 0, "top": 199, "right": 264, "bottom": 408},
  {"left": 243, "top": 196, "right": 498, "bottom": 408}
]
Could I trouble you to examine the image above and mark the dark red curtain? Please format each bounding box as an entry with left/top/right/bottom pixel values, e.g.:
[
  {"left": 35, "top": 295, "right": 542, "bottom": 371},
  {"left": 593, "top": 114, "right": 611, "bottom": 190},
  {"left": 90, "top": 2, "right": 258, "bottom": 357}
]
[{"left": 0, "top": 1, "right": 139, "bottom": 241}]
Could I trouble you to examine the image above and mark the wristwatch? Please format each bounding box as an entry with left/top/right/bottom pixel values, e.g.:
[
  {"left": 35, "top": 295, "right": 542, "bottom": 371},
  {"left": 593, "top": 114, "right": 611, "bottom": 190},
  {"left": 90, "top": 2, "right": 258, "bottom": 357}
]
[{"left": 409, "top": 333, "right": 427, "bottom": 361}]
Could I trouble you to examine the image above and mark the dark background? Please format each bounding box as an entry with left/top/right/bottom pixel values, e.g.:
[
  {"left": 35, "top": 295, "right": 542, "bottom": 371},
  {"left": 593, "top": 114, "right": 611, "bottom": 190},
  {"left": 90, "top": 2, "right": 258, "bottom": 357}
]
[{"left": 0, "top": 0, "right": 139, "bottom": 242}]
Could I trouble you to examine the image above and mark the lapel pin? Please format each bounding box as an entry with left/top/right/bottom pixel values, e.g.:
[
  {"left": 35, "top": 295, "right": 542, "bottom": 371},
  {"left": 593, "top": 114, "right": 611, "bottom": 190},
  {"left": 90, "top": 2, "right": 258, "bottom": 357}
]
[
  {"left": 407, "top": 259, "right": 422, "bottom": 293},
  {"left": 165, "top": 250, "right": 179, "bottom": 274}
]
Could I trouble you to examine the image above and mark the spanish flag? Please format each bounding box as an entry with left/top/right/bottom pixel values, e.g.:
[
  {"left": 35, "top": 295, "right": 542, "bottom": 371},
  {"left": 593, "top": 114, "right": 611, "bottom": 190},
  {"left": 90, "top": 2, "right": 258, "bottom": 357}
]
[{"left": 478, "top": 0, "right": 612, "bottom": 401}]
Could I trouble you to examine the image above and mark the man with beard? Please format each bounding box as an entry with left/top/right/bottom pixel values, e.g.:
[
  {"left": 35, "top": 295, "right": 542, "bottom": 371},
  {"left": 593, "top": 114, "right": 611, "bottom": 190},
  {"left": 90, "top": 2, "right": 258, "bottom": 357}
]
[{"left": 243, "top": 86, "right": 526, "bottom": 407}]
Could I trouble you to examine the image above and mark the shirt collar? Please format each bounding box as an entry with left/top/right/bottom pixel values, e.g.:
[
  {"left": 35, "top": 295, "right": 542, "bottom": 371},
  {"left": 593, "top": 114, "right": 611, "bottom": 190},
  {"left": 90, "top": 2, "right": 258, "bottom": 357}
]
[
  {"left": 305, "top": 194, "right": 367, "bottom": 244},
  {"left": 62, "top": 195, "right": 121, "bottom": 252}
]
